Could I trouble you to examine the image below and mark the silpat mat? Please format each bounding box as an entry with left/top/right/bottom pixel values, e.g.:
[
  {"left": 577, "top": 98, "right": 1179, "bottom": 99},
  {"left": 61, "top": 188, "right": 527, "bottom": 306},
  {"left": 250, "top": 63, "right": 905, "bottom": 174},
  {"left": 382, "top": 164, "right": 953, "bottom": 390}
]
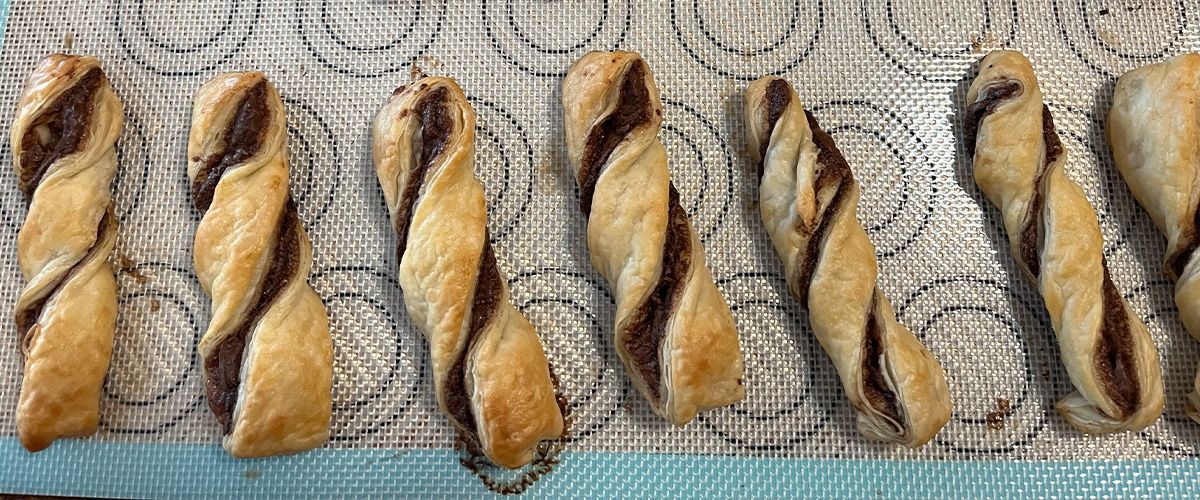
[{"left": 1, "top": 0, "right": 1199, "bottom": 497}]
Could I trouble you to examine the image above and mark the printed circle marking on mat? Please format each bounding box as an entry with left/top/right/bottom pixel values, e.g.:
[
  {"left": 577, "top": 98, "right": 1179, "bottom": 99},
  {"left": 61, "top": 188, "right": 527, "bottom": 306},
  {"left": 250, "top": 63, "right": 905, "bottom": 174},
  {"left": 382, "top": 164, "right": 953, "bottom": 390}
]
[
  {"left": 297, "top": 0, "right": 447, "bottom": 77},
  {"left": 1130, "top": 281, "right": 1200, "bottom": 457},
  {"left": 661, "top": 98, "right": 735, "bottom": 244},
  {"left": 483, "top": 0, "right": 633, "bottom": 78},
  {"left": 311, "top": 267, "right": 426, "bottom": 442},
  {"left": 101, "top": 264, "right": 205, "bottom": 434},
  {"left": 670, "top": 0, "right": 824, "bottom": 80},
  {"left": 114, "top": 112, "right": 151, "bottom": 225},
  {"left": 898, "top": 276, "right": 1052, "bottom": 454},
  {"left": 697, "top": 273, "right": 828, "bottom": 451},
  {"left": 808, "top": 101, "right": 934, "bottom": 260},
  {"left": 469, "top": 97, "right": 535, "bottom": 243},
  {"left": 1053, "top": 0, "right": 1191, "bottom": 77},
  {"left": 864, "top": 0, "right": 1018, "bottom": 82},
  {"left": 283, "top": 97, "right": 341, "bottom": 232},
  {"left": 115, "top": 0, "right": 263, "bottom": 77},
  {"left": 510, "top": 269, "right": 626, "bottom": 442}
]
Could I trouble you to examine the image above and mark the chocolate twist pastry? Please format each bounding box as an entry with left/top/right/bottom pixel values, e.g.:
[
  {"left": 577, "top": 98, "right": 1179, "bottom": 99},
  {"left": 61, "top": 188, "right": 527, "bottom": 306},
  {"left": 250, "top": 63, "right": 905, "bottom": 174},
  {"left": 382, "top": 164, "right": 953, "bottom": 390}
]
[
  {"left": 967, "top": 50, "right": 1163, "bottom": 432},
  {"left": 10, "top": 54, "right": 122, "bottom": 452},
  {"left": 1108, "top": 53, "right": 1200, "bottom": 423},
  {"left": 187, "top": 72, "right": 332, "bottom": 457},
  {"left": 743, "top": 77, "right": 952, "bottom": 446},
  {"left": 562, "top": 51, "right": 745, "bottom": 425},
  {"left": 373, "top": 77, "right": 563, "bottom": 468}
]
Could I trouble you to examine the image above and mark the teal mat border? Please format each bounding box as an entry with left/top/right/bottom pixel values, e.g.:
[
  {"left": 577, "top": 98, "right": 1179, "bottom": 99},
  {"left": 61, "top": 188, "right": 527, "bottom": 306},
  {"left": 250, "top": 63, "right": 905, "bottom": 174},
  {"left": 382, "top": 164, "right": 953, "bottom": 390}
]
[{"left": 2, "top": 438, "right": 1198, "bottom": 498}]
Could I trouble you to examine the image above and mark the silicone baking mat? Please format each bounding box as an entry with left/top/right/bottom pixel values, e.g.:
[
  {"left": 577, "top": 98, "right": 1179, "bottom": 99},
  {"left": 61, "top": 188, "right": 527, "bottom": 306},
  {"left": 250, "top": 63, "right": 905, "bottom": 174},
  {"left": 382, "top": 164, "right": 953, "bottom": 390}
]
[{"left": 1, "top": 0, "right": 1199, "bottom": 496}]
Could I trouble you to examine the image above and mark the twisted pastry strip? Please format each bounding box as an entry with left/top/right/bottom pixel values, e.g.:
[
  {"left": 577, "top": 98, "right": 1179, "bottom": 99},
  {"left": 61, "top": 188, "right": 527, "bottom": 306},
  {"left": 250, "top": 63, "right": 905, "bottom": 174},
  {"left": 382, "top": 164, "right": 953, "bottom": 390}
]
[
  {"left": 188, "top": 72, "right": 332, "bottom": 457},
  {"left": 967, "top": 50, "right": 1163, "bottom": 432},
  {"left": 373, "top": 77, "right": 563, "bottom": 468},
  {"left": 562, "top": 51, "right": 744, "bottom": 425},
  {"left": 1108, "top": 53, "right": 1200, "bottom": 423},
  {"left": 743, "top": 77, "right": 951, "bottom": 446},
  {"left": 10, "top": 54, "right": 121, "bottom": 452}
]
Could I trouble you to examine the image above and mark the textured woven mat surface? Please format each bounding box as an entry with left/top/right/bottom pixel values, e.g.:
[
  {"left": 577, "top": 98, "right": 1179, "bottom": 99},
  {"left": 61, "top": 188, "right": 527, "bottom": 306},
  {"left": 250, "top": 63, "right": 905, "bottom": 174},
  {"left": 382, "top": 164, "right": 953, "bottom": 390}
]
[{"left": 1, "top": 0, "right": 1199, "bottom": 496}]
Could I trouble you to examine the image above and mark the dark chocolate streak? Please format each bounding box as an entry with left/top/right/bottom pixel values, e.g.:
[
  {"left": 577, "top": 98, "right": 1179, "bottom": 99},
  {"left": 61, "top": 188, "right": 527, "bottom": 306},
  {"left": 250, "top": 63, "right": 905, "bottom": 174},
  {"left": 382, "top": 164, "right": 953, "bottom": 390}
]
[
  {"left": 443, "top": 239, "right": 503, "bottom": 442},
  {"left": 861, "top": 299, "right": 901, "bottom": 423},
  {"left": 760, "top": 78, "right": 792, "bottom": 168},
  {"left": 576, "top": 60, "right": 653, "bottom": 216},
  {"left": 1095, "top": 268, "right": 1141, "bottom": 417},
  {"left": 15, "top": 209, "right": 113, "bottom": 350},
  {"left": 1167, "top": 205, "right": 1200, "bottom": 279},
  {"left": 964, "top": 80, "right": 1021, "bottom": 158},
  {"left": 792, "top": 112, "right": 902, "bottom": 425},
  {"left": 394, "top": 86, "right": 453, "bottom": 263},
  {"left": 204, "top": 200, "right": 301, "bottom": 434},
  {"left": 18, "top": 68, "right": 104, "bottom": 196},
  {"left": 191, "top": 81, "right": 271, "bottom": 213},
  {"left": 793, "top": 111, "right": 853, "bottom": 306},
  {"left": 620, "top": 185, "right": 693, "bottom": 403},
  {"left": 1018, "top": 106, "right": 1065, "bottom": 278}
]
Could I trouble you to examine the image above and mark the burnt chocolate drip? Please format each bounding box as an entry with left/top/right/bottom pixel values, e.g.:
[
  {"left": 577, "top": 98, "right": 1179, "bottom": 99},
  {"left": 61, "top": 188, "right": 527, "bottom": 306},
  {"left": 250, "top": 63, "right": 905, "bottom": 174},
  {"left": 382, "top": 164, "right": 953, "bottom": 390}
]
[
  {"left": 191, "top": 81, "right": 271, "bottom": 213},
  {"left": 18, "top": 68, "right": 105, "bottom": 196},
  {"left": 964, "top": 80, "right": 1022, "bottom": 157},
  {"left": 577, "top": 60, "right": 653, "bottom": 216},
  {"left": 394, "top": 86, "right": 453, "bottom": 263},
  {"left": 759, "top": 78, "right": 792, "bottom": 167},
  {"left": 1016, "top": 106, "right": 1064, "bottom": 279},
  {"left": 1094, "top": 267, "right": 1141, "bottom": 418},
  {"left": 443, "top": 238, "right": 504, "bottom": 444},
  {"left": 620, "top": 185, "right": 693, "bottom": 403},
  {"left": 1167, "top": 205, "right": 1200, "bottom": 279},
  {"left": 14, "top": 208, "right": 114, "bottom": 351},
  {"left": 204, "top": 200, "right": 301, "bottom": 433},
  {"left": 861, "top": 298, "right": 902, "bottom": 424},
  {"left": 793, "top": 111, "right": 853, "bottom": 305}
]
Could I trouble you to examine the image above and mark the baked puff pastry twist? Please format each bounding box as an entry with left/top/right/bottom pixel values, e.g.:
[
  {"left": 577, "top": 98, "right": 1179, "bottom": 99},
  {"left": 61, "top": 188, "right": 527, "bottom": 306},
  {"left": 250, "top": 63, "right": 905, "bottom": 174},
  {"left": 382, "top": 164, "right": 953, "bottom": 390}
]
[
  {"left": 1107, "top": 52, "right": 1200, "bottom": 423},
  {"left": 967, "top": 50, "right": 1164, "bottom": 432},
  {"left": 187, "top": 72, "right": 333, "bottom": 457},
  {"left": 11, "top": 54, "right": 121, "bottom": 452},
  {"left": 562, "top": 51, "right": 745, "bottom": 425},
  {"left": 372, "top": 77, "right": 564, "bottom": 468},
  {"left": 743, "top": 77, "right": 952, "bottom": 447}
]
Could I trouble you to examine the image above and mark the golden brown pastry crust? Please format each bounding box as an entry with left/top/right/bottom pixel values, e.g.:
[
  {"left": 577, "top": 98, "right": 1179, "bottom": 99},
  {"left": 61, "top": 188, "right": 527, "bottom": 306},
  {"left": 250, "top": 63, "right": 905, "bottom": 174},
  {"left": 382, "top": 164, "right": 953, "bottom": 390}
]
[
  {"left": 743, "top": 76, "right": 951, "bottom": 447},
  {"left": 562, "top": 51, "right": 744, "bottom": 425},
  {"left": 372, "top": 77, "right": 563, "bottom": 468},
  {"left": 187, "top": 72, "right": 332, "bottom": 458},
  {"left": 1108, "top": 52, "right": 1200, "bottom": 423},
  {"left": 967, "top": 50, "right": 1163, "bottom": 433},
  {"left": 10, "top": 54, "right": 122, "bottom": 452}
]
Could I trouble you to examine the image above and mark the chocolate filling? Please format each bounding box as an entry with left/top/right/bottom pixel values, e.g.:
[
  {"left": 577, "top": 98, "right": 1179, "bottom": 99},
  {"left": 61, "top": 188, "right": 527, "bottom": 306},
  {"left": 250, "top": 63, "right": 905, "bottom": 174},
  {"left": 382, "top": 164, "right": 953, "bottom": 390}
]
[
  {"left": 443, "top": 239, "right": 504, "bottom": 443},
  {"left": 15, "top": 209, "right": 113, "bottom": 351},
  {"left": 759, "top": 78, "right": 792, "bottom": 167},
  {"left": 204, "top": 200, "right": 301, "bottom": 433},
  {"left": 793, "top": 111, "right": 853, "bottom": 305},
  {"left": 1167, "top": 205, "right": 1200, "bottom": 279},
  {"left": 619, "top": 186, "right": 693, "bottom": 403},
  {"left": 191, "top": 81, "right": 271, "bottom": 213},
  {"left": 1017, "top": 106, "right": 1065, "bottom": 278},
  {"left": 964, "top": 80, "right": 1021, "bottom": 157},
  {"left": 577, "top": 60, "right": 653, "bottom": 216},
  {"left": 1094, "top": 268, "right": 1141, "bottom": 417},
  {"left": 18, "top": 68, "right": 104, "bottom": 196},
  {"left": 861, "top": 299, "right": 901, "bottom": 423},
  {"left": 393, "top": 86, "right": 453, "bottom": 263}
]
